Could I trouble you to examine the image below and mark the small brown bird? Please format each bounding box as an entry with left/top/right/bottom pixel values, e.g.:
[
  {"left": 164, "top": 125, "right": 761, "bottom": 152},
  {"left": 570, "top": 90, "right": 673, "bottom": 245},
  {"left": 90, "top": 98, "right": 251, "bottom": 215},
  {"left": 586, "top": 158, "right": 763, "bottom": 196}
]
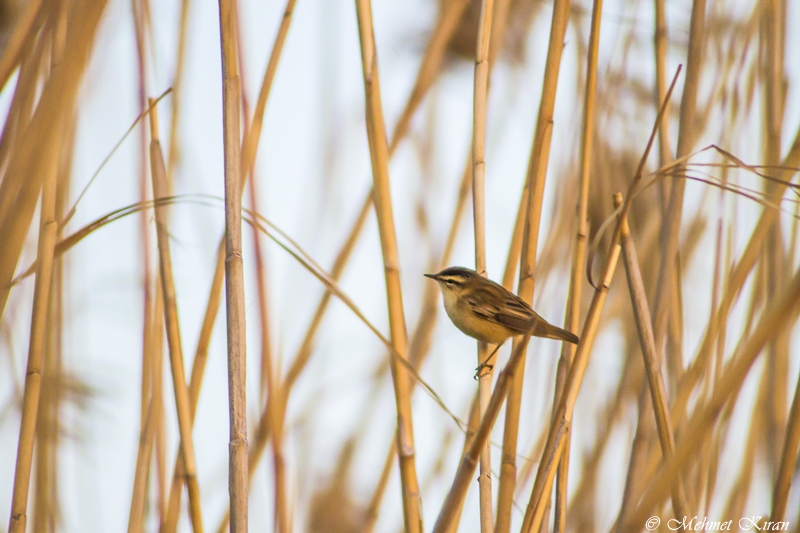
[{"left": 425, "top": 266, "right": 579, "bottom": 372}]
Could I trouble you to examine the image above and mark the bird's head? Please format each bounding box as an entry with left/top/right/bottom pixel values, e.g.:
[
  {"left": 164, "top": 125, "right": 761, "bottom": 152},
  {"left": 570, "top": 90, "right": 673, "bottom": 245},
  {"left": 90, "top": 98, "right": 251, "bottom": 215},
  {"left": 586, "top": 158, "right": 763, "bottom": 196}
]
[{"left": 424, "top": 266, "right": 479, "bottom": 301}]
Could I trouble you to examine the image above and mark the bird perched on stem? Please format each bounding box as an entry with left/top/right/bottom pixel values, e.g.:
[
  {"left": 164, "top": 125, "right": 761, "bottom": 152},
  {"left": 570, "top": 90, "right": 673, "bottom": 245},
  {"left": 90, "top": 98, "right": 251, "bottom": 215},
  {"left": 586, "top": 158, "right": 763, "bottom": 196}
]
[{"left": 425, "top": 266, "right": 579, "bottom": 375}]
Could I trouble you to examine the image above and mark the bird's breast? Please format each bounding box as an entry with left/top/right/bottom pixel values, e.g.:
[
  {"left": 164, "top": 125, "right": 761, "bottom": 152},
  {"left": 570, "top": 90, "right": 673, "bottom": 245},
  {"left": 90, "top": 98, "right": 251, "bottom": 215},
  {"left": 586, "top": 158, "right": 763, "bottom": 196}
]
[{"left": 442, "top": 291, "right": 510, "bottom": 345}]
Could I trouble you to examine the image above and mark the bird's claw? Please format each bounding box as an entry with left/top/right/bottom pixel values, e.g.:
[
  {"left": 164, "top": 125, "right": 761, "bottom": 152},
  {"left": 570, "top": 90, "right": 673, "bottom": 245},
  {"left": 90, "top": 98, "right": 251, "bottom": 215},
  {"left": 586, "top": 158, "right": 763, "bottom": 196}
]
[{"left": 474, "top": 363, "right": 493, "bottom": 380}]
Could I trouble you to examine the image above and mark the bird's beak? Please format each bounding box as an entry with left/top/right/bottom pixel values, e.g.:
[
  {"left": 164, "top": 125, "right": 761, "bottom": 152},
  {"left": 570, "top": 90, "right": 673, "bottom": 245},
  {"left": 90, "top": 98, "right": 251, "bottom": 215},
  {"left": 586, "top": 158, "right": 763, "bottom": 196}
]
[{"left": 423, "top": 273, "right": 437, "bottom": 280}]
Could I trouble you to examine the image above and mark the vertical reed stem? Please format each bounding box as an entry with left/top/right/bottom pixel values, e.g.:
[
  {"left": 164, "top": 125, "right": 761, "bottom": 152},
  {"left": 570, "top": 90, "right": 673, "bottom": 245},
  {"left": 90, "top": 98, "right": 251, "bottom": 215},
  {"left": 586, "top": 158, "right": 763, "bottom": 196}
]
[
  {"left": 623, "top": 266, "right": 800, "bottom": 530},
  {"left": 651, "top": 0, "right": 706, "bottom": 381},
  {"left": 7, "top": 93, "right": 59, "bottom": 533},
  {"left": 520, "top": 197, "right": 622, "bottom": 533},
  {"left": 353, "top": 1, "right": 422, "bottom": 530},
  {"left": 217, "top": 1, "right": 249, "bottom": 530},
  {"left": 165, "top": 0, "right": 298, "bottom": 524},
  {"left": 433, "top": 339, "right": 531, "bottom": 533},
  {"left": 552, "top": 0, "right": 603, "bottom": 528},
  {"left": 771, "top": 366, "right": 800, "bottom": 521},
  {"left": 495, "top": 0, "right": 572, "bottom": 528},
  {"left": 471, "top": 0, "right": 496, "bottom": 530},
  {"left": 618, "top": 194, "right": 688, "bottom": 519},
  {"left": 148, "top": 100, "right": 205, "bottom": 533}
]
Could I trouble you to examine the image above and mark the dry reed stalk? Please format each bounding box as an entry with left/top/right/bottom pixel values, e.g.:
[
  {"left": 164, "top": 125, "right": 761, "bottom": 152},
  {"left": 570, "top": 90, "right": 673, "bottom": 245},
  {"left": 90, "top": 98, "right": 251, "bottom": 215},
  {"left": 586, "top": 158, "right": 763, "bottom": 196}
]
[
  {"left": 135, "top": 186, "right": 153, "bottom": 461},
  {"left": 760, "top": 0, "right": 789, "bottom": 473},
  {"left": 618, "top": 197, "right": 688, "bottom": 518},
  {"left": 148, "top": 102, "right": 205, "bottom": 533},
  {"left": 152, "top": 280, "right": 168, "bottom": 523},
  {"left": 128, "top": 397, "right": 157, "bottom": 533},
  {"left": 0, "top": 0, "right": 106, "bottom": 321},
  {"left": 470, "top": 0, "right": 496, "bottom": 529},
  {"left": 241, "top": 213, "right": 461, "bottom": 526},
  {"left": 519, "top": 63, "right": 682, "bottom": 532},
  {"left": 451, "top": 392, "right": 481, "bottom": 533},
  {"left": 187, "top": 12, "right": 463, "bottom": 520},
  {"left": 152, "top": 36, "right": 188, "bottom": 504},
  {"left": 610, "top": 144, "right": 718, "bottom": 526},
  {"left": 706, "top": 163, "right": 728, "bottom": 394},
  {"left": 718, "top": 377, "right": 763, "bottom": 520},
  {"left": 283, "top": 192, "right": 370, "bottom": 389},
  {"left": 288, "top": 60, "right": 471, "bottom": 527},
  {"left": 432, "top": 338, "right": 532, "bottom": 533},
  {"left": 565, "top": 358, "right": 637, "bottom": 528},
  {"left": 494, "top": 0, "right": 572, "bottom": 528},
  {"left": 6, "top": 4, "right": 107, "bottom": 529},
  {"left": 239, "top": 0, "right": 298, "bottom": 190},
  {"left": 280, "top": 93, "right": 459, "bottom": 390},
  {"left": 499, "top": 189, "right": 527, "bottom": 289},
  {"left": 231, "top": 3, "right": 455, "bottom": 408},
  {"left": 513, "top": 416, "right": 549, "bottom": 499},
  {"left": 519, "top": 196, "right": 622, "bottom": 533},
  {"left": 346, "top": 373, "right": 442, "bottom": 532},
  {"left": 614, "top": 385, "right": 654, "bottom": 532},
  {"left": 551, "top": 0, "right": 602, "bottom": 529},
  {"left": 487, "top": 0, "right": 512, "bottom": 65},
  {"left": 32, "top": 12, "right": 69, "bottom": 532},
  {"left": 217, "top": 1, "right": 249, "bottom": 530},
  {"left": 0, "top": 0, "right": 42, "bottom": 89},
  {"left": 1, "top": 0, "right": 780, "bottom": 528},
  {"left": 650, "top": 0, "right": 706, "bottom": 380},
  {"left": 471, "top": 0, "right": 493, "bottom": 331},
  {"left": 130, "top": 4, "right": 164, "bottom": 527},
  {"left": 0, "top": 7, "right": 48, "bottom": 179},
  {"left": 387, "top": 12, "right": 515, "bottom": 521},
  {"left": 701, "top": 414, "right": 725, "bottom": 516},
  {"left": 215, "top": 193, "right": 373, "bottom": 533},
  {"left": 132, "top": 263, "right": 165, "bottom": 528},
  {"left": 354, "top": 1, "right": 422, "bottom": 530},
  {"left": 389, "top": 0, "right": 469, "bottom": 153},
  {"left": 162, "top": 248, "right": 219, "bottom": 528},
  {"left": 692, "top": 146, "right": 751, "bottom": 515},
  {"left": 233, "top": 27, "right": 289, "bottom": 530},
  {"left": 140, "top": 83, "right": 170, "bottom": 517},
  {"left": 40, "top": 298, "right": 63, "bottom": 533},
  {"left": 409, "top": 172, "right": 471, "bottom": 373},
  {"left": 7, "top": 73, "right": 59, "bottom": 533},
  {"left": 137, "top": 268, "right": 152, "bottom": 434},
  {"left": 244, "top": 99, "right": 288, "bottom": 533},
  {"left": 362, "top": 156, "right": 472, "bottom": 533},
  {"left": 33, "top": 207, "right": 64, "bottom": 533},
  {"left": 164, "top": 0, "right": 298, "bottom": 522},
  {"left": 268, "top": 387, "right": 289, "bottom": 533},
  {"left": 653, "top": 0, "right": 673, "bottom": 205},
  {"left": 166, "top": 0, "right": 192, "bottom": 179},
  {"left": 668, "top": 127, "right": 800, "bottom": 433},
  {"left": 772, "top": 367, "right": 800, "bottom": 520},
  {"left": 362, "top": 440, "right": 397, "bottom": 533},
  {"left": 621, "top": 263, "right": 800, "bottom": 531},
  {"left": 245, "top": 145, "right": 274, "bottom": 408},
  {"left": 777, "top": 188, "right": 800, "bottom": 523}
]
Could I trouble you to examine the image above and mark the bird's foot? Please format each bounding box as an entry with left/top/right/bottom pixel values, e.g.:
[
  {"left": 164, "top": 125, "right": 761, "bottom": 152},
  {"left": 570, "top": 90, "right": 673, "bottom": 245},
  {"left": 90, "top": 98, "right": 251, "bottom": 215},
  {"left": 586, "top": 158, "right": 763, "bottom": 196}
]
[{"left": 474, "top": 363, "right": 493, "bottom": 380}]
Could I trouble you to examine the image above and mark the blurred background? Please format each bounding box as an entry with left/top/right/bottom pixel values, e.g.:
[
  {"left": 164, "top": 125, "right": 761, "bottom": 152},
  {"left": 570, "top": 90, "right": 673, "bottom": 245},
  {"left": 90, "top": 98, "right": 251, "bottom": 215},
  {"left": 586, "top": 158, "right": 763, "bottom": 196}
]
[{"left": 1, "top": 0, "right": 800, "bottom": 531}]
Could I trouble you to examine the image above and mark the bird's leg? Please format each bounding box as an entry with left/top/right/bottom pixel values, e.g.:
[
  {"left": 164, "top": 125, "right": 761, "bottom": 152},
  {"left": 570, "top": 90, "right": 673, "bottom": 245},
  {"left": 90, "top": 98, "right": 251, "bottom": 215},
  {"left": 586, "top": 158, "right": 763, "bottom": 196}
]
[{"left": 474, "top": 342, "right": 503, "bottom": 379}]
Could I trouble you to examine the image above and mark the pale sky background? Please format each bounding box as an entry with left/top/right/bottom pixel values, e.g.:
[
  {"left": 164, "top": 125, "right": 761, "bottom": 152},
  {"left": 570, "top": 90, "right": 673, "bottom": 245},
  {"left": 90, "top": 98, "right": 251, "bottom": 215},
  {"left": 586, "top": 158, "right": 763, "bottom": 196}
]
[{"left": 2, "top": 0, "right": 800, "bottom": 531}]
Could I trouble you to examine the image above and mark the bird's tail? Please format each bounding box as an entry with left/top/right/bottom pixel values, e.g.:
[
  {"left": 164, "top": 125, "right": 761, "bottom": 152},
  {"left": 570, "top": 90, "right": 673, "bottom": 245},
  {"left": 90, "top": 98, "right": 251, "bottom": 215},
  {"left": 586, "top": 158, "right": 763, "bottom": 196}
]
[{"left": 536, "top": 321, "right": 579, "bottom": 345}]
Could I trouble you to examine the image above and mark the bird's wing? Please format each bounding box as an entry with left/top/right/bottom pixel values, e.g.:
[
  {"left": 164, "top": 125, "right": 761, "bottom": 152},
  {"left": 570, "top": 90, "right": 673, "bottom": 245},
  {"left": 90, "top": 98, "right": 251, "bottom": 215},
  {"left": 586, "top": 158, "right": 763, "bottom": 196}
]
[{"left": 465, "top": 286, "right": 534, "bottom": 334}]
